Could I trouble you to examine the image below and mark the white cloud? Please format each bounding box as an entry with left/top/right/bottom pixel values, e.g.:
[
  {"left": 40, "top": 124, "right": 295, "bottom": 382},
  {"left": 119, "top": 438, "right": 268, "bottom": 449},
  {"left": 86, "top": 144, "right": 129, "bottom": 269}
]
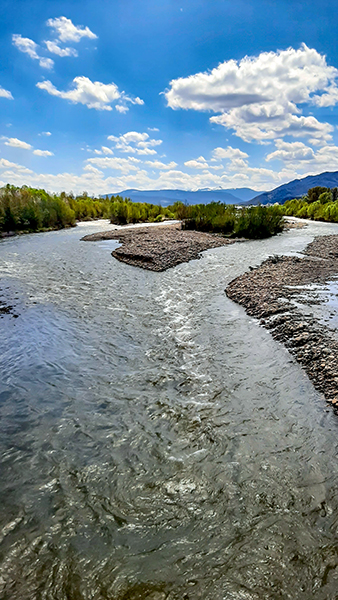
[
  {"left": 85, "top": 150, "right": 296, "bottom": 191},
  {"left": 83, "top": 164, "right": 104, "bottom": 175},
  {"left": 12, "top": 34, "right": 39, "bottom": 59},
  {"left": 33, "top": 149, "right": 54, "bottom": 156},
  {"left": 0, "top": 158, "right": 32, "bottom": 171},
  {"left": 110, "top": 131, "right": 148, "bottom": 144},
  {"left": 265, "top": 139, "right": 338, "bottom": 174},
  {"left": 0, "top": 87, "right": 13, "bottom": 100},
  {"left": 44, "top": 40, "right": 78, "bottom": 57},
  {"left": 212, "top": 146, "right": 248, "bottom": 160},
  {"left": 39, "top": 131, "right": 52, "bottom": 136},
  {"left": 165, "top": 44, "right": 338, "bottom": 143},
  {"left": 37, "top": 77, "right": 119, "bottom": 110},
  {"left": 39, "top": 57, "right": 54, "bottom": 69},
  {"left": 148, "top": 127, "right": 159, "bottom": 132},
  {"left": 0, "top": 149, "right": 299, "bottom": 194},
  {"left": 145, "top": 160, "right": 178, "bottom": 170},
  {"left": 87, "top": 155, "right": 142, "bottom": 174},
  {"left": 210, "top": 105, "right": 333, "bottom": 144},
  {"left": 184, "top": 156, "right": 209, "bottom": 169},
  {"left": 46, "top": 16, "right": 97, "bottom": 43},
  {"left": 36, "top": 76, "right": 143, "bottom": 111},
  {"left": 12, "top": 34, "right": 54, "bottom": 69},
  {"left": 128, "top": 97, "right": 144, "bottom": 106},
  {"left": 266, "top": 140, "right": 315, "bottom": 163},
  {"left": 101, "top": 146, "right": 113, "bottom": 154},
  {"left": 2, "top": 137, "right": 53, "bottom": 157},
  {"left": 115, "top": 105, "right": 129, "bottom": 113},
  {"left": 4, "top": 137, "right": 32, "bottom": 150},
  {"left": 107, "top": 131, "right": 162, "bottom": 155}
]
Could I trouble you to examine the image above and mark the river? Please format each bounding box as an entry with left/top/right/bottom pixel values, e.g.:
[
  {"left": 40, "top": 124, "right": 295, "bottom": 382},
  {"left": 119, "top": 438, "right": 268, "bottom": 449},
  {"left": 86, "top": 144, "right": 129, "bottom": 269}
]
[{"left": 1, "top": 219, "right": 338, "bottom": 599}]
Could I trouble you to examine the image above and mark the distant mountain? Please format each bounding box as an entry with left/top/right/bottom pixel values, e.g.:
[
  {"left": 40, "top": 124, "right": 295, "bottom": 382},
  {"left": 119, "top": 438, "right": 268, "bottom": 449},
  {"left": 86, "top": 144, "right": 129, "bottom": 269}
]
[
  {"left": 103, "top": 187, "right": 262, "bottom": 206},
  {"left": 250, "top": 171, "right": 338, "bottom": 205}
]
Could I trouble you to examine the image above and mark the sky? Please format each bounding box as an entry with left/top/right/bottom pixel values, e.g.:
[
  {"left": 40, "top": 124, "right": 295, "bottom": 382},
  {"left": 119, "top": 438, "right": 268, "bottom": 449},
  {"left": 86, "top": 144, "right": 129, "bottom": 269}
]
[{"left": 1, "top": 0, "right": 338, "bottom": 195}]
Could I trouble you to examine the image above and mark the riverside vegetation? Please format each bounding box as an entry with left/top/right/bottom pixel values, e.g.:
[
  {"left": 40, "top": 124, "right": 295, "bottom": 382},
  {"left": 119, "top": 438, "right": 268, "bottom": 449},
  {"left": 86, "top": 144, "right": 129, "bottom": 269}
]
[
  {"left": 283, "top": 186, "right": 338, "bottom": 222},
  {"left": 0, "top": 184, "right": 283, "bottom": 239}
]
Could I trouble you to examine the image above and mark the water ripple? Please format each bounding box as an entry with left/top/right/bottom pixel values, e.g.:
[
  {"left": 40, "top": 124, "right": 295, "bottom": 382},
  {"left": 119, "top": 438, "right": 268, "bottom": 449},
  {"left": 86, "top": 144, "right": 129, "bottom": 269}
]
[{"left": 1, "top": 220, "right": 338, "bottom": 598}]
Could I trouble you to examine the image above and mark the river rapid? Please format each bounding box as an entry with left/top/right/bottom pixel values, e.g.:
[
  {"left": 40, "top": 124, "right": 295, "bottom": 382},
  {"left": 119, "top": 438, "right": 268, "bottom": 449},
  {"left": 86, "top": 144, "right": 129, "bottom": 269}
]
[{"left": 1, "top": 219, "right": 338, "bottom": 600}]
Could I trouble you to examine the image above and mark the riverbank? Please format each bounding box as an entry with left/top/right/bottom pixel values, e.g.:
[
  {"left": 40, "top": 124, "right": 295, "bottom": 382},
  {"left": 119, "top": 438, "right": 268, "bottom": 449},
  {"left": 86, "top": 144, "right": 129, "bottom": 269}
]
[
  {"left": 82, "top": 222, "right": 240, "bottom": 271},
  {"left": 226, "top": 234, "right": 338, "bottom": 408}
]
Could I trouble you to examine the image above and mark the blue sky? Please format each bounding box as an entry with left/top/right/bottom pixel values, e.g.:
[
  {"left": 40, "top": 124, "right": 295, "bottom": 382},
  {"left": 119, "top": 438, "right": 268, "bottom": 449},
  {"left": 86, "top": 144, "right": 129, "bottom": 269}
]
[{"left": 1, "top": 0, "right": 338, "bottom": 194}]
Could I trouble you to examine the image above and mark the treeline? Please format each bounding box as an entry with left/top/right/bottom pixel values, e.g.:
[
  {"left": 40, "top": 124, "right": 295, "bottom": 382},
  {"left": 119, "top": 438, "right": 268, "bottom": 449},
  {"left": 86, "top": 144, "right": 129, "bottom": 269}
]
[
  {"left": 283, "top": 186, "right": 338, "bottom": 222},
  {"left": 111, "top": 198, "right": 283, "bottom": 238},
  {"left": 0, "top": 185, "right": 116, "bottom": 233},
  {"left": 0, "top": 185, "right": 178, "bottom": 233},
  {"left": 0, "top": 184, "right": 284, "bottom": 239}
]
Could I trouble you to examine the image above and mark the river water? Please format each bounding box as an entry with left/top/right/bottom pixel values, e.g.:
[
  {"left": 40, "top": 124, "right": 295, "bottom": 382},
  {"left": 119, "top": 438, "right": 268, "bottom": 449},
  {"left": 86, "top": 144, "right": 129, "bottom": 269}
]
[{"left": 1, "top": 219, "right": 338, "bottom": 600}]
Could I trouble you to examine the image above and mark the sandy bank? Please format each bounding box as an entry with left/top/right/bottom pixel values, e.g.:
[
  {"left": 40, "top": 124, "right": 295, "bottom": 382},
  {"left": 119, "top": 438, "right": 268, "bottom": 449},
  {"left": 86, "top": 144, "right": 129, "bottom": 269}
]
[
  {"left": 82, "top": 223, "right": 239, "bottom": 271},
  {"left": 226, "top": 235, "right": 338, "bottom": 408}
]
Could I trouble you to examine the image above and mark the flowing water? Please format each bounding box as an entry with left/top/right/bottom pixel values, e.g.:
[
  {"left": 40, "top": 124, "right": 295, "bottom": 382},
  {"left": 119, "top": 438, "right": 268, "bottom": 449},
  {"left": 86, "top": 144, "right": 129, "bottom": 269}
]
[{"left": 1, "top": 219, "right": 338, "bottom": 600}]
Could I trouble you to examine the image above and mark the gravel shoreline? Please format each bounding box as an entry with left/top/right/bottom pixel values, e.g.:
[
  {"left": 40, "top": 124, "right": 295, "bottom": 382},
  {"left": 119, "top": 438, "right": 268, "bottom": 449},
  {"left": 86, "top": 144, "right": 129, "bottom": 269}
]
[
  {"left": 82, "top": 223, "right": 240, "bottom": 271},
  {"left": 226, "top": 235, "right": 338, "bottom": 408}
]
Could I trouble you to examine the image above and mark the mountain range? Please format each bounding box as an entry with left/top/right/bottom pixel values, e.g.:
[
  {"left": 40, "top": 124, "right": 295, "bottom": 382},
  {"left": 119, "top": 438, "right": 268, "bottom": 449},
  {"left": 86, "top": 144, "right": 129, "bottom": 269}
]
[
  {"left": 105, "top": 171, "right": 338, "bottom": 208},
  {"left": 106, "top": 187, "right": 261, "bottom": 205},
  {"left": 250, "top": 171, "right": 338, "bottom": 205}
]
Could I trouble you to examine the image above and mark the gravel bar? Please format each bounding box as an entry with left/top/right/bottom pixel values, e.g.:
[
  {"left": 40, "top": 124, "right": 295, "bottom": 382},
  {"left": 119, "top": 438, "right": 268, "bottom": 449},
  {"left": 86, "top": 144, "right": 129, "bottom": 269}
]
[
  {"left": 82, "top": 223, "right": 239, "bottom": 271},
  {"left": 226, "top": 234, "right": 338, "bottom": 409}
]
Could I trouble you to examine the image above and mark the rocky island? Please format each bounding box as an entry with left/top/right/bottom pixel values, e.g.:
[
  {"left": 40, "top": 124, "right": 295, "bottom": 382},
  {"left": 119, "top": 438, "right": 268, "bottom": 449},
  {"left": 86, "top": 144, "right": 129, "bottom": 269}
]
[{"left": 82, "top": 222, "right": 239, "bottom": 271}]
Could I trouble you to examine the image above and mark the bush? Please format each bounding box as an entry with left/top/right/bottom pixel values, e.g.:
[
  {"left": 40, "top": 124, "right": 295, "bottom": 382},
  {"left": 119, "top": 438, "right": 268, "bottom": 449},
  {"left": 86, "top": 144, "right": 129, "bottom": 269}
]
[{"left": 181, "top": 202, "right": 283, "bottom": 238}]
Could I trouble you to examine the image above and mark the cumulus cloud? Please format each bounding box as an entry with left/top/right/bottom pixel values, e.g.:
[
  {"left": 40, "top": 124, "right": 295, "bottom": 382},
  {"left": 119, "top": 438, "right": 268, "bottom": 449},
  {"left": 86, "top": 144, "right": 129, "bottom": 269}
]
[
  {"left": 12, "top": 34, "right": 39, "bottom": 59},
  {"left": 266, "top": 140, "right": 315, "bottom": 163},
  {"left": 101, "top": 146, "right": 113, "bottom": 154},
  {"left": 107, "top": 131, "right": 162, "bottom": 155},
  {"left": 145, "top": 160, "right": 178, "bottom": 170},
  {"left": 0, "top": 87, "right": 13, "bottom": 99},
  {"left": 44, "top": 40, "right": 78, "bottom": 57},
  {"left": 39, "top": 131, "right": 52, "bottom": 136},
  {"left": 184, "top": 156, "right": 209, "bottom": 169},
  {"left": 86, "top": 155, "right": 142, "bottom": 174},
  {"left": 36, "top": 77, "right": 143, "bottom": 111},
  {"left": 265, "top": 139, "right": 338, "bottom": 173},
  {"left": 4, "top": 137, "right": 32, "bottom": 150},
  {"left": 83, "top": 164, "right": 104, "bottom": 175},
  {"left": 46, "top": 17, "right": 97, "bottom": 43},
  {"left": 12, "top": 34, "right": 54, "bottom": 69},
  {"left": 2, "top": 136, "right": 53, "bottom": 156},
  {"left": 39, "top": 58, "right": 54, "bottom": 69},
  {"left": 210, "top": 106, "right": 333, "bottom": 144},
  {"left": 212, "top": 146, "right": 248, "bottom": 160},
  {"left": 0, "top": 148, "right": 300, "bottom": 194},
  {"left": 85, "top": 146, "right": 295, "bottom": 190},
  {"left": 33, "top": 149, "right": 54, "bottom": 156},
  {"left": 165, "top": 44, "right": 338, "bottom": 143},
  {"left": 0, "top": 158, "right": 32, "bottom": 171}
]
